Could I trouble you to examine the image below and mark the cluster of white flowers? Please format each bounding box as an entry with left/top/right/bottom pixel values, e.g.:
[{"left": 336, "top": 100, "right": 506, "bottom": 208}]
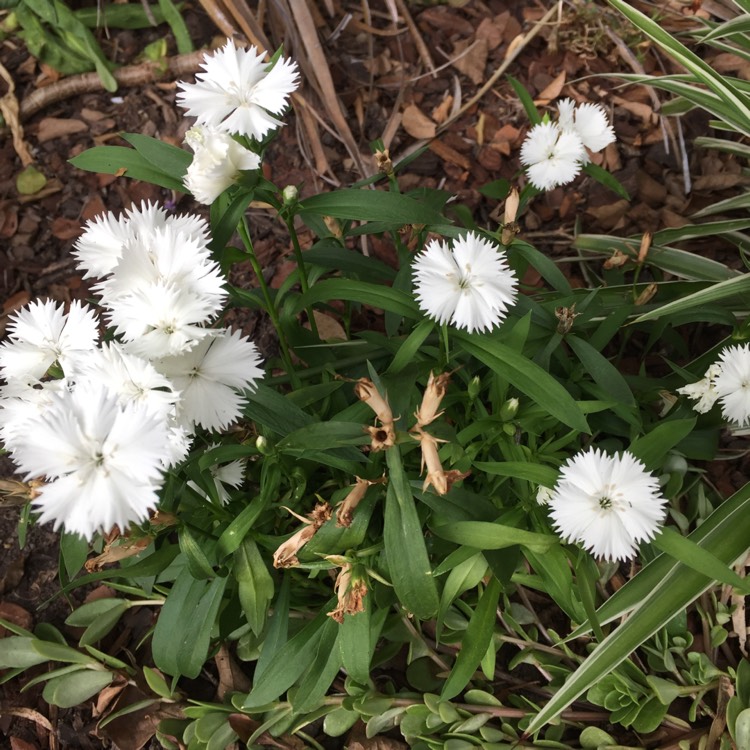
[
  {"left": 520, "top": 99, "right": 616, "bottom": 191},
  {"left": 176, "top": 41, "right": 299, "bottom": 204},
  {"left": 679, "top": 344, "right": 750, "bottom": 427},
  {"left": 546, "top": 448, "right": 667, "bottom": 562},
  {"left": 0, "top": 202, "right": 264, "bottom": 540},
  {"left": 412, "top": 232, "right": 518, "bottom": 334}
]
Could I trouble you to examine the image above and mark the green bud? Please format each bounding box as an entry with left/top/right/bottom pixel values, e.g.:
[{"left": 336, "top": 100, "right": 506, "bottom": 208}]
[
  {"left": 255, "top": 435, "right": 271, "bottom": 455},
  {"left": 499, "top": 397, "right": 519, "bottom": 421},
  {"left": 282, "top": 184, "right": 298, "bottom": 205},
  {"left": 467, "top": 376, "right": 481, "bottom": 401}
]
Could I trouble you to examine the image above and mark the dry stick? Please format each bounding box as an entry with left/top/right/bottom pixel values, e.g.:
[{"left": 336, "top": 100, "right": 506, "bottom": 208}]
[
  {"left": 19, "top": 52, "right": 208, "bottom": 121},
  {"left": 393, "top": 0, "right": 436, "bottom": 74}
]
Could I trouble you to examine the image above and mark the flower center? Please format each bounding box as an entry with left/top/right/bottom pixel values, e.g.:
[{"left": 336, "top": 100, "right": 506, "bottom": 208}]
[{"left": 598, "top": 495, "right": 613, "bottom": 510}]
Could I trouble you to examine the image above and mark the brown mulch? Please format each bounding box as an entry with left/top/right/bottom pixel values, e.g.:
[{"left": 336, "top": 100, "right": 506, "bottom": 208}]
[{"left": 1, "top": 0, "right": 748, "bottom": 747}]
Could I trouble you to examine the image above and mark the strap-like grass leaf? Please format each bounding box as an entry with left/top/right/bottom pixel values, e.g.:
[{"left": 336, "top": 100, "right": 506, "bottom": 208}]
[
  {"left": 628, "top": 418, "right": 696, "bottom": 471},
  {"left": 294, "top": 279, "right": 419, "bottom": 319},
  {"left": 474, "top": 461, "right": 559, "bottom": 487},
  {"left": 432, "top": 521, "right": 555, "bottom": 554}
]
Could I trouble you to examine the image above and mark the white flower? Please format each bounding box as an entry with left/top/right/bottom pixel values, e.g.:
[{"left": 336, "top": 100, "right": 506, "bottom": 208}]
[
  {"left": 536, "top": 485, "right": 553, "bottom": 505},
  {"left": 8, "top": 385, "right": 170, "bottom": 540},
  {"left": 184, "top": 125, "right": 261, "bottom": 204},
  {"left": 0, "top": 300, "right": 99, "bottom": 381},
  {"left": 520, "top": 121, "right": 586, "bottom": 191},
  {"left": 188, "top": 445, "right": 245, "bottom": 505},
  {"left": 558, "top": 98, "right": 616, "bottom": 158},
  {"left": 94, "top": 223, "right": 226, "bottom": 313},
  {"left": 107, "top": 282, "right": 216, "bottom": 359},
  {"left": 548, "top": 448, "right": 667, "bottom": 562},
  {"left": 713, "top": 345, "right": 750, "bottom": 427},
  {"left": 177, "top": 41, "right": 300, "bottom": 140},
  {"left": 154, "top": 328, "right": 264, "bottom": 431},
  {"left": 74, "top": 202, "right": 209, "bottom": 279},
  {"left": 412, "top": 232, "right": 517, "bottom": 334},
  {"left": 677, "top": 363, "right": 722, "bottom": 415},
  {"left": 0, "top": 378, "right": 69, "bottom": 448},
  {"left": 72, "top": 343, "right": 179, "bottom": 420}
]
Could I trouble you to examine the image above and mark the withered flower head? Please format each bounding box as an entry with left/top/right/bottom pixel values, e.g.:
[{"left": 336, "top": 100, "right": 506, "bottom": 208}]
[
  {"left": 327, "top": 562, "right": 368, "bottom": 623},
  {"left": 414, "top": 371, "right": 451, "bottom": 430},
  {"left": 272, "top": 501, "right": 332, "bottom": 569},
  {"left": 501, "top": 188, "right": 520, "bottom": 246},
  {"left": 356, "top": 378, "right": 396, "bottom": 451},
  {"left": 375, "top": 148, "right": 393, "bottom": 176},
  {"left": 336, "top": 475, "right": 385, "bottom": 527},
  {"left": 555, "top": 303, "right": 581, "bottom": 335}
]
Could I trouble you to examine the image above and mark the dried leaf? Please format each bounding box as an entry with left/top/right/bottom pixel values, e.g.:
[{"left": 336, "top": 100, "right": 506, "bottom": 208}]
[
  {"left": 312, "top": 311, "right": 347, "bottom": 341},
  {"left": 402, "top": 103, "right": 436, "bottom": 139},
  {"left": 451, "top": 37, "right": 488, "bottom": 85},
  {"left": 535, "top": 71, "right": 566, "bottom": 103}
]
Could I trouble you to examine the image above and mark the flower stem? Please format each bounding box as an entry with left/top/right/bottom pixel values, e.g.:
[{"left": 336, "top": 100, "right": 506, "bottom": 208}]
[
  {"left": 237, "top": 217, "right": 298, "bottom": 384},
  {"left": 440, "top": 323, "right": 451, "bottom": 367},
  {"left": 282, "top": 213, "right": 319, "bottom": 339}
]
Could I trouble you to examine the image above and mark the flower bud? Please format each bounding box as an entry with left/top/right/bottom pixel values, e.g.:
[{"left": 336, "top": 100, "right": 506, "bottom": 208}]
[
  {"left": 282, "top": 184, "right": 298, "bottom": 205},
  {"left": 255, "top": 435, "right": 271, "bottom": 455},
  {"left": 499, "top": 397, "right": 519, "bottom": 421},
  {"left": 467, "top": 376, "right": 481, "bottom": 401}
]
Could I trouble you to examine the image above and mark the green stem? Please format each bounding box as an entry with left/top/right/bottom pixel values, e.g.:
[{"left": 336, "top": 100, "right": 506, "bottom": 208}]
[
  {"left": 237, "top": 217, "right": 299, "bottom": 385},
  {"left": 283, "top": 213, "right": 319, "bottom": 339},
  {"left": 440, "top": 323, "right": 451, "bottom": 368}
]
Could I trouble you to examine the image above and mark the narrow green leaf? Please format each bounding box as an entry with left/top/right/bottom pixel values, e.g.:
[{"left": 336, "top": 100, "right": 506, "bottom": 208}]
[
  {"left": 384, "top": 447, "right": 439, "bottom": 620},
  {"left": 432, "top": 521, "right": 555, "bottom": 553},
  {"left": 299, "top": 188, "right": 446, "bottom": 228},
  {"left": 628, "top": 418, "right": 696, "bottom": 471},
  {"left": 31, "top": 640, "right": 97, "bottom": 665},
  {"left": 567, "top": 335, "right": 635, "bottom": 406},
  {"left": 441, "top": 576, "right": 501, "bottom": 700},
  {"left": 151, "top": 568, "right": 228, "bottom": 678},
  {"left": 79, "top": 601, "right": 130, "bottom": 646},
  {"left": 507, "top": 75, "right": 541, "bottom": 124},
  {"left": 291, "top": 618, "right": 342, "bottom": 713},
  {"left": 42, "top": 669, "right": 114, "bottom": 708},
  {"left": 69, "top": 146, "right": 186, "bottom": 192},
  {"left": 156, "top": 0, "right": 192, "bottom": 52},
  {"left": 457, "top": 334, "right": 589, "bottom": 433},
  {"left": 473, "top": 461, "right": 559, "bottom": 487},
  {"left": 582, "top": 162, "right": 630, "bottom": 200},
  {"left": 653, "top": 527, "right": 750, "bottom": 593},
  {"left": 66, "top": 598, "right": 127, "bottom": 627},
  {"left": 340, "top": 596, "right": 371, "bottom": 684},
  {"left": 294, "top": 279, "right": 419, "bottom": 319},
  {"left": 243, "top": 603, "right": 334, "bottom": 708},
  {"left": 235, "top": 539, "right": 274, "bottom": 636},
  {"left": 386, "top": 318, "right": 435, "bottom": 375},
  {"left": 278, "top": 422, "right": 370, "bottom": 451},
  {"left": 120, "top": 133, "right": 191, "bottom": 178},
  {"left": 632, "top": 274, "right": 750, "bottom": 322}
]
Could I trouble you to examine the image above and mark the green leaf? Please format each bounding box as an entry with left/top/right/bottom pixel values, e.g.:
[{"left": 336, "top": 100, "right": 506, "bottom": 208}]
[
  {"left": 79, "top": 602, "right": 130, "bottom": 646},
  {"left": 31, "top": 640, "right": 97, "bottom": 665},
  {"left": 441, "top": 576, "right": 501, "bottom": 700},
  {"left": 299, "top": 188, "right": 447, "bottom": 228},
  {"left": 567, "top": 335, "right": 635, "bottom": 406},
  {"left": 243, "top": 384, "right": 315, "bottom": 435},
  {"left": 278, "top": 421, "right": 370, "bottom": 452},
  {"left": 42, "top": 669, "right": 114, "bottom": 708},
  {"left": 386, "top": 318, "right": 435, "bottom": 375},
  {"left": 304, "top": 239, "right": 396, "bottom": 282},
  {"left": 156, "top": 0, "right": 192, "bottom": 52},
  {"left": 653, "top": 527, "right": 750, "bottom": 593},
  {"left": 66, "top": 598, "right": 126, "bottom": 627},
  {"left": 473, "top": 461, "right": 559, "bottom": 488},
  {"left": 294, "top": 279, "right": 419, "bottom": 319},
  {"left": 291, "top": 618, "right": 342, "bottom": 713},
  {"left": 632, "top": 274, "right": 750, "bottom": 322},
  {"left": 120, "top": 133, "right": 192, "bottom": 179},
  {"left": 243, "top": 603, "right": 334, "bottom": 709},
  {"left": 582, "top": 162, "right": 630, "bottom": 200},
  {"left": 384, "top": 447, "right": 439, "bottom": 620},
  {"left": 235, "top": 539, "right": 274, "bottom": 637},
  {"left": 143, "top": 666, "right": 174, "bottom": 699},
  {"left": 339, "top": 586, "right": 372, "bottom": 684},
  {"left": 0, "top": 637, "right": 51, "bottom": 669},
  {"left": 69, "top": 146, "right": 186, "bottom": 192},
  {"left": 151, "top": 568, "right": 228, "bottom": 678},
  {"left": 628, "top": 418, "right": 696, "bottom": 471},
  {"left": 507, "top": 75, "right": 541, "bottom": 124},
  {"left": 432, "top": 521, "right": 556, "bottom": 554},
  {"left": 437, "top": 552, "right": 487, "bottom": 638},
  {"left": 456, "top": 333, "right": 589, "bottom": 433}
]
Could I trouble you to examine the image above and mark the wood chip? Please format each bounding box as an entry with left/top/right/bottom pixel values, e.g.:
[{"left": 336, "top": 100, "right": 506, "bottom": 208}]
[
  {"left": 36, "top": 117, "right": 88, "bottom": 143},
  {"left": 428, "top": 139, "right": 472, "bottom": 171},
  {"left": 451, "top": 37, "right": 488, "bottom": 85}
]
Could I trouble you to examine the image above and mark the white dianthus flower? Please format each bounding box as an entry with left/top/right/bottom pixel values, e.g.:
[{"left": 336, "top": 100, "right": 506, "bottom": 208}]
[
  {"left": 713, "top": 345, "right": 750, "bottom": 427},
  {"left": 677, "top": 363, "right": 722, "bottom": 415},
  {"left": 0, "top": 300, "right": 99, "bottom": 382},
  {"left": 184, "top": 125, "right": 261, "bottom": 204},
  {"left": 412, "top": 232, "right": 518, "bottom": 334},
  {"left": 548, "top": 448, "right": 667, "bottom": 562},
  {"left": 154, "top": 328, "right": 264, "bottom": 432},
  {"left": 177, "top": 41, "right": 300, "bottom": 140},
  {"left": 519, "top": 121, "right": 585, "bottom": 191},
  {"left": 9, "top": 385, "right": 171, "bottom": 540},
  {"left": 558, "top": 98, "right": 617, "bottom": 158}
]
